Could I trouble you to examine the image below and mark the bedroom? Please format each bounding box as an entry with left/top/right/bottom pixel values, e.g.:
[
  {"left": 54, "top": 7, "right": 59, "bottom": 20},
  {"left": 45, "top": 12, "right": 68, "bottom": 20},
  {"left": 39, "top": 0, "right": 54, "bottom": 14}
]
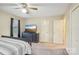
[{"left": 0, "top": 3, "right": 79, "bottom": 55}]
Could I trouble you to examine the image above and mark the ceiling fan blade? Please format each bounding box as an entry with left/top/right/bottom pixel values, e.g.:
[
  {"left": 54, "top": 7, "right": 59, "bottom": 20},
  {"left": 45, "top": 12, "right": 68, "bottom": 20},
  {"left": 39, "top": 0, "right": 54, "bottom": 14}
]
[
  {"left": 26, "top": 11, "right": 29, "bottom": 14},
  {"left": 14, "top": 8, "right": 20, "bottom": 9},
  {"left": 20, "top": 3, "right": 28, "bottom": 8},
  {"left": 19, "top": 3, "right": 38, "bottom": 10},
  {"left": 29, "top": 7, "right": 38, "bottom": 10}
]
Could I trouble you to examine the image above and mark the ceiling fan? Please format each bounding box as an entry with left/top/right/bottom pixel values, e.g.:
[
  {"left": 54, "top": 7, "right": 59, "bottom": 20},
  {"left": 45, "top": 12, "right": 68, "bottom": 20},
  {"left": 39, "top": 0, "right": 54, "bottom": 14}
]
[{"left": 15, "top": 3, "right": 38, "bottom": 14}]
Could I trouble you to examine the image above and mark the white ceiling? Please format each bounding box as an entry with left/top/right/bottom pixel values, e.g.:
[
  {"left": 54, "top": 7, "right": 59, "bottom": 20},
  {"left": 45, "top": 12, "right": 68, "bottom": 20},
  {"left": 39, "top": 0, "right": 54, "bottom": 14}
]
[{"left": 0, "top": 3, "right": 70, "bottom": 18}]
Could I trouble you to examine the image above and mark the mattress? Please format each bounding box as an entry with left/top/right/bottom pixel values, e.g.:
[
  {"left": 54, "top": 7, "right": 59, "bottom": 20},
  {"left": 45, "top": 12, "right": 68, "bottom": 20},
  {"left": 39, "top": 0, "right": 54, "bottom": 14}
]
[
  {"left": 0, "top": 44, "right": 15, "bottom": 55},
  {"left": 0, "top": 40, "right": 22, "bottom": 55},
  {"left": 0, "top": 37, "right": 31, "bottom": 55}
]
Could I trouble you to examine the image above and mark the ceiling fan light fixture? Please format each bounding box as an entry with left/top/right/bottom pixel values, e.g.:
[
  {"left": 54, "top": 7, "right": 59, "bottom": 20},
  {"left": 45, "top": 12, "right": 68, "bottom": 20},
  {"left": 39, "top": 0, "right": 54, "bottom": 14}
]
[{"left": 22, "top": 8, "right": 27, "bottom": 13}]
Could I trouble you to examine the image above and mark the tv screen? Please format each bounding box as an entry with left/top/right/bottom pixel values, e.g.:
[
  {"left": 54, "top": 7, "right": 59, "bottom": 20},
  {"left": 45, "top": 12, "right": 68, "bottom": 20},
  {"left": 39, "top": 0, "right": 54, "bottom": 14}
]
[
  {"left": 25, "top": 25, "right": 36, "bottom": 29},
  {"left": 25, "top": 25, "right": 37, "bottom": 32}
]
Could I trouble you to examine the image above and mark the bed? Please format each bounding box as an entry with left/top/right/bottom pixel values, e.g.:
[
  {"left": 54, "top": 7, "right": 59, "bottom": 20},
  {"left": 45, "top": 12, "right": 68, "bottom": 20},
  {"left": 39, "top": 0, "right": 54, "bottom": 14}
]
[{"left": 0, "top": 37, "right": 32, "bottom": 55}]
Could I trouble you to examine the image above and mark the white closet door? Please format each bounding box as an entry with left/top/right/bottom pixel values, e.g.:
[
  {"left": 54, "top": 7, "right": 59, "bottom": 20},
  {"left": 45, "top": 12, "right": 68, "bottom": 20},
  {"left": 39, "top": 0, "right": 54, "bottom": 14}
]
[
  {"left": 40, "top": 20, "right": 50, "bottom": 42},
  {"left": 53, "top": 19, "right": 64, "bottom": 44},
  {"left": 71, "top": 7, "right": 79, "bottom": 54}
]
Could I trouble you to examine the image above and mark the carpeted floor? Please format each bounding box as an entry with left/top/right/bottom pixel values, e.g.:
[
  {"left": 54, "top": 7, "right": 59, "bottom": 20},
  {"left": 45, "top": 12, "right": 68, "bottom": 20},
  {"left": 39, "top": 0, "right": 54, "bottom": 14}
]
[{"left": 31, "top": 43, "right": 68, "bottom": 55}]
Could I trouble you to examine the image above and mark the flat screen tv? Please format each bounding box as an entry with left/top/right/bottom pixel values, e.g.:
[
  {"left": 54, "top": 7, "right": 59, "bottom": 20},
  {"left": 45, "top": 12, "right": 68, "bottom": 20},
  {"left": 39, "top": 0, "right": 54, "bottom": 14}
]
[{"left": 25, "top": 25, "right": 37, "bottom": 32}]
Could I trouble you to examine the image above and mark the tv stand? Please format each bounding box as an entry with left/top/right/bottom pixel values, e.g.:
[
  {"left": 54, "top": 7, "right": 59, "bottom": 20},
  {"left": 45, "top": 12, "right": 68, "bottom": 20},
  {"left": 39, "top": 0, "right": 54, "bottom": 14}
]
[{"left": 22, "top": 32, "right": 39, "bottom": 43}]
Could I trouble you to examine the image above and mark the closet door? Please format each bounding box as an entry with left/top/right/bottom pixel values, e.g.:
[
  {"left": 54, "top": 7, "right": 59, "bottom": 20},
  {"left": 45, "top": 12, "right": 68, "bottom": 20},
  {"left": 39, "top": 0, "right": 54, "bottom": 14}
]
[
  {"left": 53, "top": 19, "right": 64, "bottom": 44},
  {"left": 40, "top": 20, "right": 50, "bottom": 42},
  {"left": 71, "top": 6, "right": 79, "bottom": 54}
]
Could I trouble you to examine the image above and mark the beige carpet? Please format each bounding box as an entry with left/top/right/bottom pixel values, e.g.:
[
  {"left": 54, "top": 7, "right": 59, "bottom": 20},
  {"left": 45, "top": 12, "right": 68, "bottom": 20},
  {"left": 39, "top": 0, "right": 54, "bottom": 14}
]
[{"left": 31, "top": 43, "right": 68, "bottom": 55}]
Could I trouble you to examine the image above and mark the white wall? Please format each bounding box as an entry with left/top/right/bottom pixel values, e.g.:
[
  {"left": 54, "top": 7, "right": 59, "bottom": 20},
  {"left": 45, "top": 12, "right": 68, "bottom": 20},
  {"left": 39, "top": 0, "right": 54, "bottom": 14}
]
[
  {"left": 64, "top": 5, "right": 72, "bottom": 54},
  {"left": 0, "top": 10, "right": 26, "bottom": 37},
  {"left": 25, "top": 16, "right": 65, "bottom": 43}
]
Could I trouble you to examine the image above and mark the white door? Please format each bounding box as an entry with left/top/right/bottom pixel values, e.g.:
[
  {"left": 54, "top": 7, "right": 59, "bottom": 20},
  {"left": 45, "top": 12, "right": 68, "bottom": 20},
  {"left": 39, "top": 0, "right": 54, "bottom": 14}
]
[
  {"left": 71, "top": 6, "right": 79, "bottom": 54},
  {"left": 53, "top": 19, "right": 64, "bottom": 44},
  {"left": 40, "top": 20, "right": 50, "bottom": 42}
]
